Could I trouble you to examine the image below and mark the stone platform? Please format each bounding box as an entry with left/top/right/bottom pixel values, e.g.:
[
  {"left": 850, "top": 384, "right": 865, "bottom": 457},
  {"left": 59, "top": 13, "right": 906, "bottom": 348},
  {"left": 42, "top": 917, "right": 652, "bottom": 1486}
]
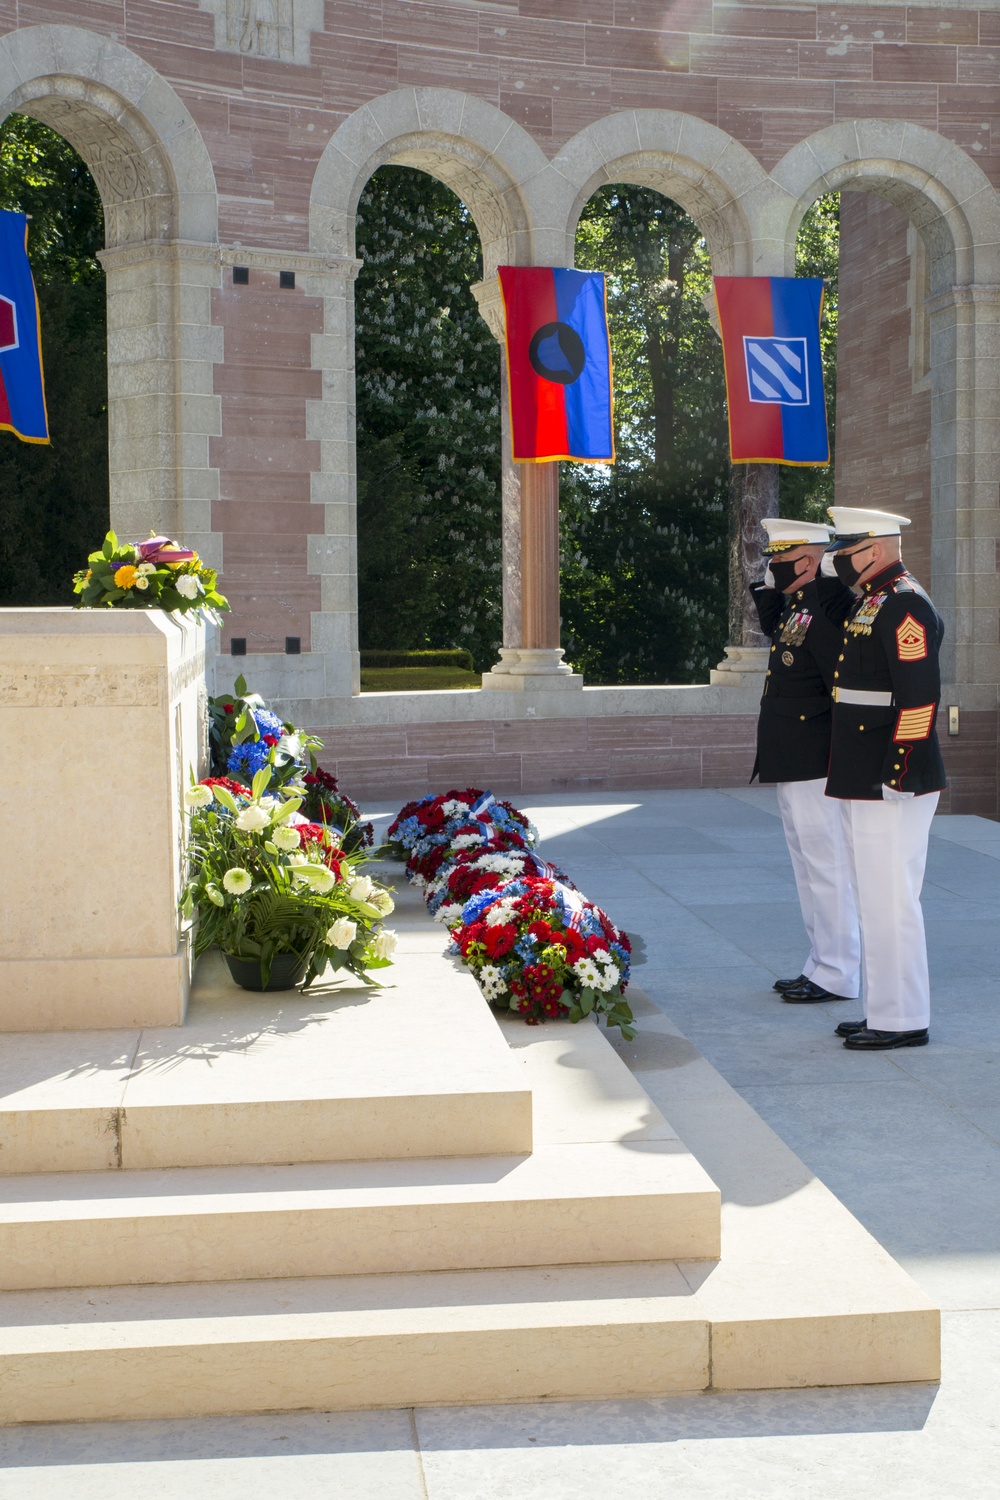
[{"left": 0, "top": 877, "right": 937, "bottom": 1424}]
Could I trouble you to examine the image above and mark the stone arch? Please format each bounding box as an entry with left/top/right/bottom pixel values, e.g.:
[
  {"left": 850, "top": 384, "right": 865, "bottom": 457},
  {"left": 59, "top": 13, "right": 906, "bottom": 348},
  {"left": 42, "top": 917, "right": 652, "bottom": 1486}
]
[
  {"left": 772, "top": 121, "right": 1000, "bottom": 690},
  {"left": 771, "top": 119, "right": 1000, "bottom": 291},
  {"left": 549, "top": 112, "right": 774, "bottom": 276},
  {"left": 0, "top": 25, "right": 218, "bottom": 246},
  {"left": 306, "top": 91, "right": 551, "bottom": 695},
  {"left": 0, "top": 25, "right": 221, "bottom": 563},
  {"left": 310, "top": 88, "right": 549, "bottom": 273}
]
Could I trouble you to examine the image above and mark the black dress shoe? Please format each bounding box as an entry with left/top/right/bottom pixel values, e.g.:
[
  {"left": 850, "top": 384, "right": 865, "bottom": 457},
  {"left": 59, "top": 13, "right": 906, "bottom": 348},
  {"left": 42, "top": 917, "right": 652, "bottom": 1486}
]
[
  {"left": 782, "top": 978, "right": 853, "bottom": 1004},
  {"left": 773, "top": 973, "right": 807, "bottom": 993},
  {"left": 835, "top": 1019, "right": 868, "bottom": 1037},
  {"left": 843, "top": 1027, "right": 929, "bottom": 1051}
]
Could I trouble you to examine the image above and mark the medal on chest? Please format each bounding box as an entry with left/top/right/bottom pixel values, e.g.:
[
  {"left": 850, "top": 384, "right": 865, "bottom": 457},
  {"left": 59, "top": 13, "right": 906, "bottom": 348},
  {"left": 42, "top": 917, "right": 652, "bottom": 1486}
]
[
  {"left": 847, "top": 591, "right": 887, "bottom": 637},
  {"left": 778, "top": 608, "right": 812, "bottom": 647}
]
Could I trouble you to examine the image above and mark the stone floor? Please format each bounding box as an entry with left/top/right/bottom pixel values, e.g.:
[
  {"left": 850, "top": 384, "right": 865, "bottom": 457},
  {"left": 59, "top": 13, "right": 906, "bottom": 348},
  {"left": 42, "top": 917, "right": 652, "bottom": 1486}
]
[{"left": 3, "top": 788, "right": 999, "bottom": 1497}]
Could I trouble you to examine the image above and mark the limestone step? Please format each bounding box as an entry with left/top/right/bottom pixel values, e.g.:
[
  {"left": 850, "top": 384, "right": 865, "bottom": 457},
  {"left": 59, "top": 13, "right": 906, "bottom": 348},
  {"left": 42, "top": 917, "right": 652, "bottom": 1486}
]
[
  {"left": 0, "top": 1251, "right": 938, "bottom": 1426},
  {"left": 0, "top": 947, "right": 532, "bottom": 1174},
  {"left": 0, "top": 1141, "right": 720, "bottom": 1290}
]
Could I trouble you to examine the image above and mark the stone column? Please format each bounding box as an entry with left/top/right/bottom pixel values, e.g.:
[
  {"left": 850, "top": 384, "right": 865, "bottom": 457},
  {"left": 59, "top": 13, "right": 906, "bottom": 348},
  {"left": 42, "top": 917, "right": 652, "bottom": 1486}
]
[
  {"left": 471, "top": 275, "right": 522, "bottom": 675},
  {"left": 472, "top": 276, "right": 581, "bottom": 690},
  {"left": 99, "top": 241, "right": 223, "bottom": 570},
  {"left": 710, "top": 462, "right": 778, "bottom": 685},
  {"left": 926, "top": 282, "right": 1000, "bottom": 699}
]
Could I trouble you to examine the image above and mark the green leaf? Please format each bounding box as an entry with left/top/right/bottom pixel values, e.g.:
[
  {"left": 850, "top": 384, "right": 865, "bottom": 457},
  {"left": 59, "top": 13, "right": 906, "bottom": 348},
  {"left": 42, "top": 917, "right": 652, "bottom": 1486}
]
[
  {"left": 270, "top": 796, "right": 302, "bottom": 825},
  {"left": 579, "top": 991, "right": 594, "bottom": 1016}
]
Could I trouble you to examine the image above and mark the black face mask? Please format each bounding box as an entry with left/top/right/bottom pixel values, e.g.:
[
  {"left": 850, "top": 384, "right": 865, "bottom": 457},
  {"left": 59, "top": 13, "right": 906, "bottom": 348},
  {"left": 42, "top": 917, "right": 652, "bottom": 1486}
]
[
  {"left": 768, "top": 557, "right": 806, "bottom": 593},
  {"left": 832, "top": 547, "right": 873, "bottom": 588}
]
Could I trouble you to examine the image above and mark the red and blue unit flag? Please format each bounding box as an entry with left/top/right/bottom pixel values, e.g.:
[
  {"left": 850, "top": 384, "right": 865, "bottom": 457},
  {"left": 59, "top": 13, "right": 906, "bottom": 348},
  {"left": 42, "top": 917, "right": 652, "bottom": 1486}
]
[
  {"left": 714, "top": 276, "right": 828, "bottom": 466},
  {"left": 498, "top": 266, "right": 614, "bottom": 463},
  {"left": 0, "top": 210, "right": 49, "bottom": 445}
]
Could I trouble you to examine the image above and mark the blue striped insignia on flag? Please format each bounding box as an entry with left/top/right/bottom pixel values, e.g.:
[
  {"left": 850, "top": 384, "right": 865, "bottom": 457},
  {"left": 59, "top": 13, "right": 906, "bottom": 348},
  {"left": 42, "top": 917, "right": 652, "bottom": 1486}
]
[{"left": 743, "top": 336, "right": 810, "bottom": 406}]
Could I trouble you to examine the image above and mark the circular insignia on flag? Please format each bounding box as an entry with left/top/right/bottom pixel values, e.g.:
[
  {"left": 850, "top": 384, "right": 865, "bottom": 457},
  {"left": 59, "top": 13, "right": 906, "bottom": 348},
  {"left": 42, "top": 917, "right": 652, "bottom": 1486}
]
[
  {"left": 782, "top": 650, "right": 794, "bottom": 666},
  {"left": 528, "top": 322, "right": 586, "bottom": 385}
]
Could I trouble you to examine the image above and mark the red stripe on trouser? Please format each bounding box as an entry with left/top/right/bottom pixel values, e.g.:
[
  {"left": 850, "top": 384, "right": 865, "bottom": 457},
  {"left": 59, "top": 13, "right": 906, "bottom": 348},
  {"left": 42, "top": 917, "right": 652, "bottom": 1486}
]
[{"left": 839, "top": 794, "right": 939, "bottom": 1031}]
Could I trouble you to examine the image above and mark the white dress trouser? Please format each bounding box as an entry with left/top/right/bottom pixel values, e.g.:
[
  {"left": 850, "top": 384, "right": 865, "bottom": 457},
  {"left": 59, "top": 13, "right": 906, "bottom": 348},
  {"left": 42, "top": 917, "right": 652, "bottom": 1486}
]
[
  {"left": 839, "top": 793, "right": 939, "bottom": 1032},
  {"left": 776, "top": 778, "right": 861, "bottom": 998}
]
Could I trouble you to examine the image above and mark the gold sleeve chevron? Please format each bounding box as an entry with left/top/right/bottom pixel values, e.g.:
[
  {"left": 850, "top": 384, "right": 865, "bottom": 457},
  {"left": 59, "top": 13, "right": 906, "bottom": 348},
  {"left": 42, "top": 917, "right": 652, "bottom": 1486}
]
[
  {"left": 896, "top": 614, "right": 928, "bottom": 661},
  {"left": 894, "top": 704, "right": 936, "bottom": 741}
]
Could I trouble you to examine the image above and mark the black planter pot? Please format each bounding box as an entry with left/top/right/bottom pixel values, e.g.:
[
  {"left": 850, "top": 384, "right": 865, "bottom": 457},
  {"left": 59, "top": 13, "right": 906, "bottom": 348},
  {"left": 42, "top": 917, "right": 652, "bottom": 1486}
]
[{"left": 223, "top": 951, "right": 308, "bottom": 992}]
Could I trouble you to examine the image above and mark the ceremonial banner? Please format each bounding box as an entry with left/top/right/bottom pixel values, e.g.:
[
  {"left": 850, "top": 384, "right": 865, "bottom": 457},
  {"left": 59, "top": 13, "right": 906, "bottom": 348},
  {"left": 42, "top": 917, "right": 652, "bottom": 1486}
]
[
  {"left": 498, "top": 266, "right": 614, "bottom": 463},
  {"left": 0, "top": 210, "right": 49, "bottom": 444},
  {"left": 714, "top": 276, "right": 828, "bottom": 465}
]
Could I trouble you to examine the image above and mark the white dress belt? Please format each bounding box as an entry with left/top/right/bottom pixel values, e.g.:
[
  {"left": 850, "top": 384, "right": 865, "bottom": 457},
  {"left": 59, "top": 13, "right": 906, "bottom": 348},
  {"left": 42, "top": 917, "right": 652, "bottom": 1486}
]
[{"left": 832, "top": 687, "right": 894, "bottom": 706}]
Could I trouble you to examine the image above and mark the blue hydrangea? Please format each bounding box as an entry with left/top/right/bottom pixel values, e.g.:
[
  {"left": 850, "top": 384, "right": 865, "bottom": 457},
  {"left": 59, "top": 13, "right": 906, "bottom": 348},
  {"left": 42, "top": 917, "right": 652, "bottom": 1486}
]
[
  {"left": 253, "top": 707, "right": 285, "bottom": 740},
  {"left": 228, "top": 739, "right": 271, "bottom": 777}
]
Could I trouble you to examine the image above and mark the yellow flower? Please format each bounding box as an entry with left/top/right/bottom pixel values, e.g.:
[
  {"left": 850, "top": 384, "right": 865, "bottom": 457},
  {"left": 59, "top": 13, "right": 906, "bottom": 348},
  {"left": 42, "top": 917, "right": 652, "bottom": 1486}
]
[{"left": 114, "top": 564, "right": 140, "bottom": 589}]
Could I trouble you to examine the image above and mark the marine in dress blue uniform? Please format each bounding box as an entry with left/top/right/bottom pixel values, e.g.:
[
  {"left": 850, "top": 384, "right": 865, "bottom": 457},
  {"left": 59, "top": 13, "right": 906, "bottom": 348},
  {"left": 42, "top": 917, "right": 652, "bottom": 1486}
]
[
  {"left": 750, "top": 517, "right": 861, "bottom": 1004},
  {"left": 819, "top": 507, "right": 946, "bottom": 1050}
]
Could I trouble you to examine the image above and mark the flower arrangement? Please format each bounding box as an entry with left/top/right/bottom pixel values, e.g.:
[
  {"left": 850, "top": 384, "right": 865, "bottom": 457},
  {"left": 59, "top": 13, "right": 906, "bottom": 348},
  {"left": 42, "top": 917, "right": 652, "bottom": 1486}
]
[
  {"left": 451, "top": 877, "right": 635, "bottom": 1038},
  {"left": 73, "top": 530, "right": 229, "bottom": 626},
  {"left": 181, "top": 765, "right": 395, "bottom": 990},
  {"left": 386, "top": 789, "right": 537, "bottom": 862},
  {"left": 427, "top": 846, "right": 573, "bottom": 927},
  {"left": 407, "top": 823, "right": 532, "bottom": 891},
  {"left": 208, "top": 676, "right": 374, "bottom": 852}
]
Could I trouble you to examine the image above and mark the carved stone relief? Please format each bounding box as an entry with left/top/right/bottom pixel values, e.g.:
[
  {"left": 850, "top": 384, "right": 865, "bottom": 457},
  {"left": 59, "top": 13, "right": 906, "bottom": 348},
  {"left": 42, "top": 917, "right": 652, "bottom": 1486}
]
[
  {"left": 199, "top": 0, "right": 325, "bottom": 66},
  {"left": 16, "top": 88, "right": 174, "bottom": 246}
]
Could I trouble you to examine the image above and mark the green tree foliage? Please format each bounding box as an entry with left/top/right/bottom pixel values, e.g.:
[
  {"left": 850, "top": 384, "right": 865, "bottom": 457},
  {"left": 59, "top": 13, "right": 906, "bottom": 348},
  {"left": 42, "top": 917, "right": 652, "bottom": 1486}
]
[
  {"left": 781, "top": 192, "right": 840, "bottom": 522},
  {"left": 561, "top": 186, "right": 730, "bottom": 683},
  {"left": 0, "top": 114, "right": 108, "bottom": 604},
  {"left": 354, "top": 167, "right": 502, "bottom": 670}
]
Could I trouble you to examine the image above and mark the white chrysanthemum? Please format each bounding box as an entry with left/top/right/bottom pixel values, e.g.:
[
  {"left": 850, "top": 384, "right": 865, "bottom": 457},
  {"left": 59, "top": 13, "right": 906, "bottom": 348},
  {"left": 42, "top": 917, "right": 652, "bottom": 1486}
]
[
  {"left": 573, "top": 956, "right": 602, "bottom": 988},
  {"left": 479, "top": 965, "right": 508, "bottom": 1000},
  {"left": 222, "top": 868, "right": 252, "bottom": 895},
  {"left": 486, "top": 902, "right": 516, "bottom": 927},
  {"left": 371, "top": 929, "right": 398, "bottom": 959},
  {"left": 326, "top": 916, "right": 357, "bottom": 949},
  {"left": 451, "top": 833, "right": 481, "bottom": 851},
  {"left": 349, "top": 875, "right": 376, "bottom": 902},
  {"left": 478, "top": 854, "right": 522, "bottom": 874},
  {"left": 271, "top": 826, "right": 301, "bottom": 852},
  {"left": 175, "top": 573, "right": 201, "bottom": 600},
  {"left": 235, "top": 803, "right": 270, "bottom": 833},
  {"left": 442, "top": 799, "right": 467, "bottom": 817},
  {"left": 184, "top": 784, "right": 213, "bottom": 809},
  {"left": 411, "top": 873, "right": 427, "bottom": 890},
  {"left": 435, "top": 903, "right": 464, "bottom": 927}
]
